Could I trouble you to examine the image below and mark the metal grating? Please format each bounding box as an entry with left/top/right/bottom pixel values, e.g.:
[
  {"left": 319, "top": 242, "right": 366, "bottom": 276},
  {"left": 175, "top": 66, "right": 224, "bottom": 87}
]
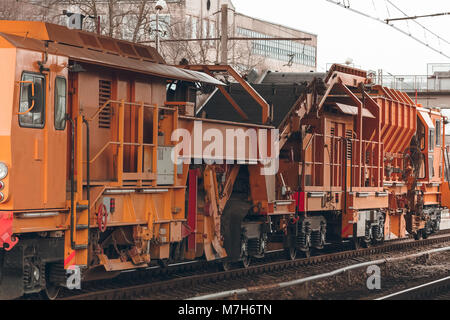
[
  {"left": 346, "top": 130, "right": 353, "bottom": 160},
  {"left": 99, "top": 80, "right": 112, "bottom": 129}
]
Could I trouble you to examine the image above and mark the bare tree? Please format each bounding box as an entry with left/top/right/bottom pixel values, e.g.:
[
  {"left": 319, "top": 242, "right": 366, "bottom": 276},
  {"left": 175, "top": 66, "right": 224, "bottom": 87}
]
[
  {"left": 0, "top": 0, "right": 64, "bottom": 22},
  {"left": 160, "top": 17, "right": 266, "bottom": 75},
  {"left": 2, "top": 1, "right": 267, "bottom": 75},
  {"left": 0, "top": 0, "right": 21, "bottom": 20},
  {"left": 65, "top": 0, "right": 155, "bottom": 41}
]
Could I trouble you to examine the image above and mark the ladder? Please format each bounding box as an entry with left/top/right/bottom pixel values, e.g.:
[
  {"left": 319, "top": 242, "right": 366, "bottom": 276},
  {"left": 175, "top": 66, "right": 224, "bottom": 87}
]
[
  {"left": 64, "top": 201, "right": 89, "bottom": 269},
  {"left": 64, "top": 116, "right": 90, "bottom": 269}
]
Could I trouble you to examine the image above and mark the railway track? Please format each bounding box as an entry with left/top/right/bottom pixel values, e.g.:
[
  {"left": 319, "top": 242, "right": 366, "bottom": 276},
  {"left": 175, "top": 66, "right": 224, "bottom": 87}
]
[
  {"left": 57, "top": 233, "right": 450, "bottom": 300},
  {"left": 377, "top": 276, "right": 450, "bottom": 300}
]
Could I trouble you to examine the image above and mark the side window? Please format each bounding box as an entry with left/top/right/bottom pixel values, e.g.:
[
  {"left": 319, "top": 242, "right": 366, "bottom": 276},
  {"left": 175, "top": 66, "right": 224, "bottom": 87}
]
[
  {"left": 54, "top": 77, "right": 67, "bottom": 130},
  {"left": 19, "top": 73, "right": 45, "bottom": 128},
  {"left": 436, "top": 120, "right": 441, "bottom": 146},
  {"left": 429, "top": 129, "right": 435, "bottom": 152}
]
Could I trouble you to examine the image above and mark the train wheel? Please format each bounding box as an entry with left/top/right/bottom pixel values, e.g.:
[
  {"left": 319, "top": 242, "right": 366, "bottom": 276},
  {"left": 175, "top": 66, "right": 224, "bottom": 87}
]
[
  {"left": 361, "top": 239, "right": 371, "bottom": 248},
  {"left": 241, "top": 254, "right": 251, "bottom": 268},
  {"left": 43, "top": 263, "right": 63, "bottom": 300},
  {"left": 299, "top": 248, "right": 311, "bottom": 258},
  {"left": 158, "top": 259, "right": 169, "bottom": 268},
  {"left": 240, "top": 238, "right": 250, "bottom": 268},
  {"left": 296, "top": 224, "right": 311, "bottom": 258},
  {"left": 44, "top": 283, "right": 60, "bottom": 300},
  {"left": 352, "top": 237, "right": 361, "bottom": 250},
  {"left": 372, "top": 220, "right": 384, "bottom": 244},
  {"left": 413, "top": 230, "right": 423, "bottom": 240},
  {"left": 285, "top": 247, "right": 297, "bottom": 260},
  {"left": 363, "top": 223, "right": 373, "bottom": 247},
  {"left": 221, "top": 261, "right": 232, "bottom": 271}
]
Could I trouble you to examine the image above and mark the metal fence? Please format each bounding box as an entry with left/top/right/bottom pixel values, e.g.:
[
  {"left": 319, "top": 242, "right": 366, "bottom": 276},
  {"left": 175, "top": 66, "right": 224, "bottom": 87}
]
[{"left": 376, "top": 64, "right": 450, "bottom": 92}]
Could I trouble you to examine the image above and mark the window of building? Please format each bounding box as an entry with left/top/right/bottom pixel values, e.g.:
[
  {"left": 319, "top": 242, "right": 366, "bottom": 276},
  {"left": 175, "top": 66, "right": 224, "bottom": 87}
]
[
  {"left": 19, "top": 72, "right": 45, "bottom": 129},
  {"left": 191, "top": 17, "right": 198, "bottom": 39},
  {"left": 150, "top": 14, "right": 171, "bottom": 39},
  {"left": 237, "top": 27, "right": 316, "bottom": 67},
  {"left": 209, "top": 20, "right": 215, "bottom": 46},
  {"left": 202, "top": 19, "right": 208, "bottom": 38},
  {"left": 54, "top": 77, "right": 67, "bottom": 130},
  {"left": 122, "top": 15, "right": 137, "bottom": 41}
]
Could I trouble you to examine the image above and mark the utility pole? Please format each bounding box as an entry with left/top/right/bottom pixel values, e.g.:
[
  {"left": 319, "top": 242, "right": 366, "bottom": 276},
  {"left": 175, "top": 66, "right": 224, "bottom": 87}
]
[
  {"left": 154, "top": 0, "right": 167, "bottom": 53},
  {"left": 220, "top": 4, "right": 228, "bottom": 65}
]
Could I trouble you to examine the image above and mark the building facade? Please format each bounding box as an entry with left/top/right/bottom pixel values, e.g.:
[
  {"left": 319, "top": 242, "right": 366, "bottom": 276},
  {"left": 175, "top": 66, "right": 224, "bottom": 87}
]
[
  {"left": 166, "top": 0, "right": 317, "bottom": 73},
  {"left": 0, "top": 0, "right": 317, "bottom": 74}
]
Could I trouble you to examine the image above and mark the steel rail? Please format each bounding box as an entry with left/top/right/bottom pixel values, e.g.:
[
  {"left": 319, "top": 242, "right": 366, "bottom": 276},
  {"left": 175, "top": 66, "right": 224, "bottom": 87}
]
[
  {"left": 190, "top": 246, "right": 450, "bottom": 300},
  {"left": 59, "top": 233, "right": 450, "bottom": 300},
  {"left": 377, "top": 276, "right": 450, "bottom": 300}
]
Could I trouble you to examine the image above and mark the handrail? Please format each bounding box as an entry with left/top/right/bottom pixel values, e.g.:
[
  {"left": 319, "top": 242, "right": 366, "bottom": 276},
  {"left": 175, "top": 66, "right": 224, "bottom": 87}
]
[
  {"left": 88, "top": 141, "right": 118, "bottom": 164},
  {"left": 78, "top": 98, "right": 180, "bottom": 188},
  {"left": 16, "top": 81, "right": 36, "bottom": 115},
  {"left": 84, "top": 141, "right": 155, "bottom": 164},
  {"left": 85, "top": 99, "right": 175, "bottom": 122},
  {"left": 303, "top": 133, "right": 384, "bottom": 188},
  {"left": 85, "top": 99, "right": 113, "bottom": 122}
]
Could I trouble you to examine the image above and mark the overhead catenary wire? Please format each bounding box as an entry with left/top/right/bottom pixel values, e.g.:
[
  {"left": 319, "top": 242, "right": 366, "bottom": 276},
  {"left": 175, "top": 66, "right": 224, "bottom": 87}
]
[
  {"left": 324, "top": 0, "right": 450, "bottom": 59},
  {"left": 385, "top": 0, "right": 450, "bottom": 46}
]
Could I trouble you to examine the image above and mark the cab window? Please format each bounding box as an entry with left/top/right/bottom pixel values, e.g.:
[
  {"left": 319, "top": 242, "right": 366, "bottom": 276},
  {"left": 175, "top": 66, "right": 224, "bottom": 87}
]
[
  {"left": 436, "top": 120, "right": 441, "bottom": 146},
  {"left": 54, "top": 77, "right": 67, "bottom": 130},
  {"left": 429, "top": 129, "right": 435, "bottom": 152},
  {"left": 19, "top": 73, "right": 45, "bottom": 128}
]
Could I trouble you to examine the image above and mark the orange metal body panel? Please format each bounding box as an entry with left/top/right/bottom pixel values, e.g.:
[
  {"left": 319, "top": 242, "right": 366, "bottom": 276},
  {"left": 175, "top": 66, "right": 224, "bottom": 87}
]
[
  {"left": 1, "top": 49, "right": 68, "bottom": 211},
  {"left": 2, "top": 21, "right": 450, "bottom": 288}
]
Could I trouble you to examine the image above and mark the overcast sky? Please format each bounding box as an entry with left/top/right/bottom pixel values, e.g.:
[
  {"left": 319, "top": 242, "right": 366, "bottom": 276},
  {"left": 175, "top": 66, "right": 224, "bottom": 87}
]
[{"left": 233, "top": 0, "right": 450, "bottom": 76}]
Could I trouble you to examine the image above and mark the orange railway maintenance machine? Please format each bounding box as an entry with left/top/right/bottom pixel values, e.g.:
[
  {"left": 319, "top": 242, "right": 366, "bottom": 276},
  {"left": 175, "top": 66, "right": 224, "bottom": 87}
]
[
  {"left": 0, "top": 21, "right": 286, "bottom": 299},
  {"left": 0, "top": 21, "right": 449, "bottom": 299}
]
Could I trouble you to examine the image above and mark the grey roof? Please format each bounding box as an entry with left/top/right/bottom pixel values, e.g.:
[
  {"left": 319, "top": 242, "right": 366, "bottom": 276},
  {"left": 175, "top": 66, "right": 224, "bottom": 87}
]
[
  {"left": 260, "top": 71, "right": 326, "bottom": 85},
  {"left": 199, "top": 83, "right": 308, "bottom": 126}
]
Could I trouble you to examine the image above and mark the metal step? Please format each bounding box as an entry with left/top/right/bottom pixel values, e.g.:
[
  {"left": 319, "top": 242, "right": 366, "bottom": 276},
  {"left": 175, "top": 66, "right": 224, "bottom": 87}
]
[
  {"left": 76, "top": 204, "right": 89, "bottom": 211},
  {"left": 73, "top": 244, "right": 88, "bottom": 250}
]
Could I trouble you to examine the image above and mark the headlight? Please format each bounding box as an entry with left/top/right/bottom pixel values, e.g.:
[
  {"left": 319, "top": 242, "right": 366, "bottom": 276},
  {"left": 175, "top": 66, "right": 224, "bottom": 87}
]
[
  {"left": 0, "top": 162, "right": 7, "bottom": 180},
  {"left": 0, "top": 192, "right": 4, "bottom": 202}
]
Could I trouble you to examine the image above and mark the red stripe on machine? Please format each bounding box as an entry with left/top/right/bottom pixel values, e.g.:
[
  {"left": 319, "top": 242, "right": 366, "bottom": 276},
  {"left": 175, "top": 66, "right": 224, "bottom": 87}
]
[
  {"left": 64, "top": 251, "right": 76, "bottom": 268},
  {"left": 0, "top": 212, "right": 18, "bottom": 251},
  {"left": 342, "top": 223, "right": 353, "bottom": 237}
]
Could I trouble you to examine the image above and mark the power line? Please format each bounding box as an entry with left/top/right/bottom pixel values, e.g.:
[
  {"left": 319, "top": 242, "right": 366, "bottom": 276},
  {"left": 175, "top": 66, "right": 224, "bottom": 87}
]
[
  {"left": 324, "top": 0, "right": 450, "bottom": 59},
  {"left": 385, "top": 0, "right": 450, "bottom": 46}
]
